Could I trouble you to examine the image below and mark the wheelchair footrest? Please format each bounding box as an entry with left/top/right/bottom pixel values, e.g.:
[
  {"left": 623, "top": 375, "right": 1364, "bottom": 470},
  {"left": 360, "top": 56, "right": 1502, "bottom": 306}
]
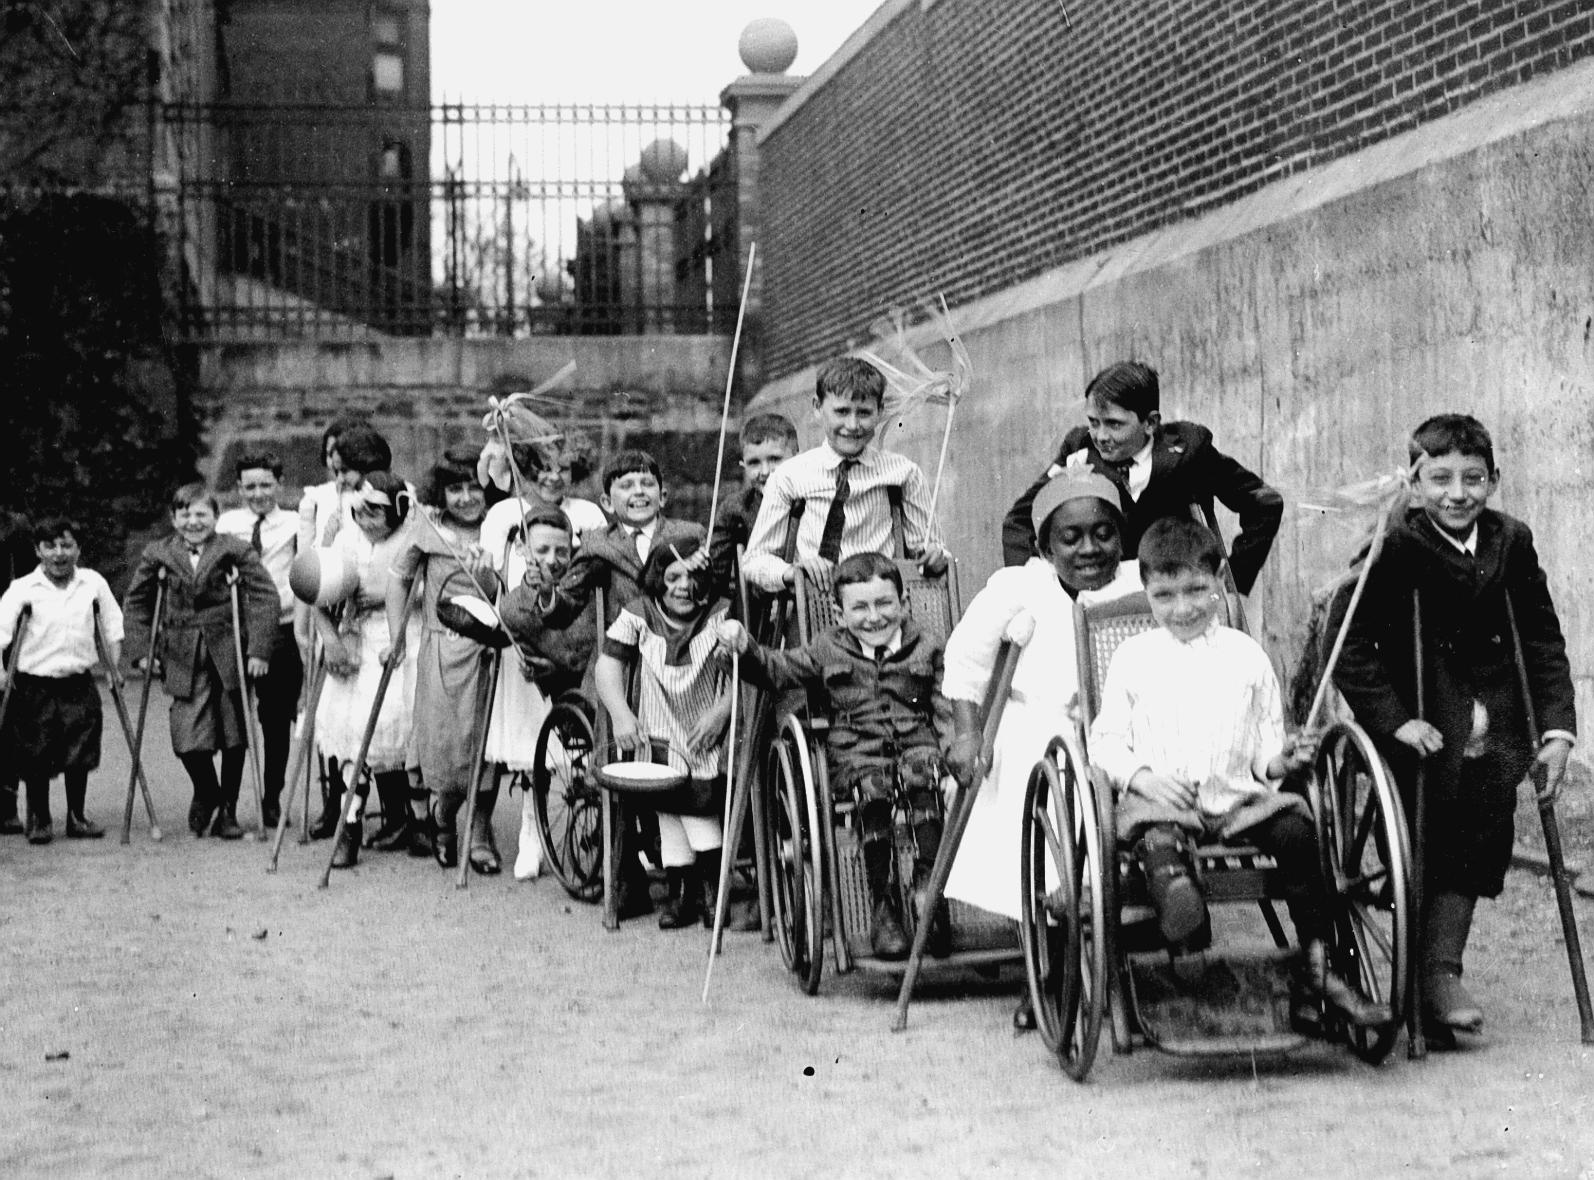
[{"left": 1126, "top": 948, "right": 1306, "bottom": 1057}]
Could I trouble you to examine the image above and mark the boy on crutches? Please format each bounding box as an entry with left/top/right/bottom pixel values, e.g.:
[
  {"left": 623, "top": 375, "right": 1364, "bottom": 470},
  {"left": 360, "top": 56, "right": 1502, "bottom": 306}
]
[
  {"left": 124, "top": 484, "right": 278, "bottom": 840},
  {"left": 0, "top": 517, "right": 124, "bottom": 844}
]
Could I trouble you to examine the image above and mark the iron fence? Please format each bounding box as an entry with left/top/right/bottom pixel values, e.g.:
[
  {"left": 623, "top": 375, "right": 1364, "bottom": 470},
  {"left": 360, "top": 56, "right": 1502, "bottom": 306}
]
[{"left": 161, "top": 101, "right": 737, "bottom": 339}]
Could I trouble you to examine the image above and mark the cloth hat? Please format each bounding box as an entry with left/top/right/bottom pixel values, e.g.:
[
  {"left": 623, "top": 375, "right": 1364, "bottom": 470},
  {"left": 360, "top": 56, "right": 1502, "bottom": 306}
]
[
  {"left": 434, "top": 566, "right": 509, "bottom": 648},
  {"left": 1030, "top": 468, "right": 1125, "bottom": 541}
]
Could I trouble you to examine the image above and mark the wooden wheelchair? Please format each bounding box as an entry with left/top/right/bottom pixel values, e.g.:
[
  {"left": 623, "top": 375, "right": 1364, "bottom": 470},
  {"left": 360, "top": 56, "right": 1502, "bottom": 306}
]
[
  {"left": 527, "top": 689, "right": 605, "bottom": 902},
  {"left": 759, "top": 558, "right": 1022, "bottom": 995},
  {"left": 1018, "top": 590, "right": 1415, "bottom": 1080}
]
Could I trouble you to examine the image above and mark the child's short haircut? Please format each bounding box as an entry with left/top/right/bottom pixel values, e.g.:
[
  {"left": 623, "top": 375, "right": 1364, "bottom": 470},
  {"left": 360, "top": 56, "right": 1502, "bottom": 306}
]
[
  {"left": 321, "top": 415, "right": 365, "bottom": 462},
  {"left": 1138, "top": 517, "right": 1223, "bottom": 579},
  {"left": 235, "top": 449, "right": 284, "bottom": 481},
  {"left": 1084, "top": 361, "right": 1159, "bottom": 420},
  {"left": 358, "top": 471, "right": 411, "bottom": 531},
  {"left": 832, "top": 551, "right": 903, "bottom": 603},
  {"left": 31, "top": 515, "right": 78, "bottom": 546},
  {"left": 171, "top": 482, "right": 219, "bottom": 514},
  {"left": 334, "top": 424, "right": 392, "bottom": 475},
  {"left": 517, "top": 507, "right": 573, "bottom": 541},
  {"left": 816, "top": 357, "right": 886, "bottom": 407},
  {"left": 740, "top": 412, "right": 799, "bottom": 452},
  {"left": 639, "top": 534, "right": 709, "bottom": 602},
  {"left": 420, "top": 453, "right": 479, "bottom": 509},
  {"left": 1409, "top": 413, "right": 1495, "bottom": 473},
  {"left": 601, "top": 449, "right": 662, "bottom": 494}
]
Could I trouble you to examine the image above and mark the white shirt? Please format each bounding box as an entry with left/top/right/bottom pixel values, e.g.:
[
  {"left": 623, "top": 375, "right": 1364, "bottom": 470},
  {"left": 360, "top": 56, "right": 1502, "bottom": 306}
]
[
  {"left": 742, "top": 442, "right": 942, "bottom": 591},
  {"left": 0, "top": 567, "right": 124, "bottom": 677},
  {"left": 1061, "top": 437, "right": 1153, "bottom": 501},
  {"left": 218, "top": 505, "right": 297, "bottom": 621},
  {"left": 1089, "top": 619, "right": 1285, "bottom": 816}
]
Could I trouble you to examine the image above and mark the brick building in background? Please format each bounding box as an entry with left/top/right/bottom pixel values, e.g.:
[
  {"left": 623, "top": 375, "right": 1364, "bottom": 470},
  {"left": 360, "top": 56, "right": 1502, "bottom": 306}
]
[{"left": 745, "top": 0, "right": 1594, "bottom": 724}]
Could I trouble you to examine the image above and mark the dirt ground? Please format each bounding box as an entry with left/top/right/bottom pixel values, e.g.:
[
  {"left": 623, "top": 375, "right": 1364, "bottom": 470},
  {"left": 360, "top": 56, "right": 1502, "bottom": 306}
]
[{"left": 3, "top": 686, "right": 1594, "bottom": 1179}]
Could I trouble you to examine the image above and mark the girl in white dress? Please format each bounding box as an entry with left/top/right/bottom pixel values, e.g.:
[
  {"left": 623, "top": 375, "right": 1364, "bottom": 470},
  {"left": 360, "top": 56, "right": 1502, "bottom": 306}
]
[
  {"left": 312, "top": 472, "right": 422, "bottom": 869},
  {"left": 941, "top": 469, "right": 1140, "bottom": 1028}
]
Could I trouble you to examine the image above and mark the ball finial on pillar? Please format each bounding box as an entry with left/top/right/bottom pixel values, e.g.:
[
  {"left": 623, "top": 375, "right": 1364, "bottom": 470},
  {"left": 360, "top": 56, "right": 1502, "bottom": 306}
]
[{"left": 738, "top": 17, "right": 798, "bottom": 75}]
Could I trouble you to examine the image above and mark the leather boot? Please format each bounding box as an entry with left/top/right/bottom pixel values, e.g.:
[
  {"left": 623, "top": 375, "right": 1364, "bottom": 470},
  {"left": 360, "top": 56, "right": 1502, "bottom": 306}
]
[
  {"left": 863, "top": 833, "right": 909, "bottom": 959},
  {"left": 66, "top": 813, "right": 105, "bottom": 839},
  {"left": 468, "top": 784, "right": 501, "bottom": 875},
  {"left": 658, "top": 866, "right": 702, "bottom": 929},
  {"left": 1138, "top": 827, "right": 1207, "bottom": 946},
  {"left": 1303, "top": 940, "right": 1391, "bottom": 1028},
  {"left": 0, "top": 780, "right": 24, "bottom": 835},
  {"left": 330, "top": 799, "right": 362, "bottom": 869},
  {"left": 1423, "top": 892, "right": 1484, "bottom": 1031},
  {"left": 695, "top": 848, "right": 726, "bottom": 930},
  {"left": 432, "top": 796, "right": 460, "bottom": 869},
  {"left": 310, "top": 761, "right": 343, "bottom": 840},
  {"left": 210, "top": 803, "right": 246, "bottom": 840},
  {"left": 63, "top": 773, "right": 102, "bottom": 838},
  {"left": 369, "top": 771, "right": 412, "bottom": 851}
]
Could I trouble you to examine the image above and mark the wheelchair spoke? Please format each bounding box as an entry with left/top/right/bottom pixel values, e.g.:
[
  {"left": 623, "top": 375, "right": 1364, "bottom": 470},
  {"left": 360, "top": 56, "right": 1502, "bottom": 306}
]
[{"left": 1037, "top": 805, "right": 1065, "bottom": 871}]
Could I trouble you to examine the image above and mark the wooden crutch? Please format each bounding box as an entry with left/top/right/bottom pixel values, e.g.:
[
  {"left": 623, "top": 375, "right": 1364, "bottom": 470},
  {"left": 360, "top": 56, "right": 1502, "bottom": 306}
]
[
  {"left": 318, "top": 646, "right": 402, "bottom": 889},
  {"left": 0, "top": 604, "right": 31, "bottom": 826},
  {"left": 455, "top": 643, "right": 502, "bottom": 890},
  {"left": 123, "top": 566, "right": 167, "bottom": 844},
  {"left": 1408, "top": 589, "right": 1428, "bottom": 1060},
  {"left": 701, "top": 653, "right": 743, "bottom": 1001},
  {"left": 225, "top": 565, "right": 270, "bottom": 839},
  {"left": 91, "top": 600, "right": 162, "bottom": 840},
  {"left": 1504, "top": 591, "right": 1594, "bottom": 1044},
  {"left": 893, "top": 615, "right": 1032, "bottom": 1032},
  {"left": 266, "top": 652, "right": 328, "bottom": 871}
]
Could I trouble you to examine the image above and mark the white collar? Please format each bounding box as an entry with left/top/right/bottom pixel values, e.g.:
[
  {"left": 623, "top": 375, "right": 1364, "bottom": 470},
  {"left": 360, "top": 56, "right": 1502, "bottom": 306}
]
[
  {"left": 820, "top": 441, "right": 875, "bottom": 469},
  {"left": 1427, "top": 517, "right": 1478, "bottom": 555},
  {"left": 862, "top": 627, "right": 904, "bottom": 661}
]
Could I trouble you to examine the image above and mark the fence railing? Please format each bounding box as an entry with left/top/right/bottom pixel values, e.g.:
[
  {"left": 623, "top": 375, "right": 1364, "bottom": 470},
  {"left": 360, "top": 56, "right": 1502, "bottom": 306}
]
[{"left": 160, "top": 101, "right": 737, "bottom": 339}]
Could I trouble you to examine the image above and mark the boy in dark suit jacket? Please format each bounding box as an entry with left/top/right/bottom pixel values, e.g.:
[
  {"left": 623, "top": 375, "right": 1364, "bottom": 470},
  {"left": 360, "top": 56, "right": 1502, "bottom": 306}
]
[
  {"left": 1000, "top": 362, "right": 1282, "bottom": 595},
  {"left": 123, "top": 483, "right": 279, "bottom": 839},
  {"left": 537, "top": 449, "right": 706, "bottom": 629},
  {"left": 1335, "top": 414, "right": 1576, "bottom": 1041}
]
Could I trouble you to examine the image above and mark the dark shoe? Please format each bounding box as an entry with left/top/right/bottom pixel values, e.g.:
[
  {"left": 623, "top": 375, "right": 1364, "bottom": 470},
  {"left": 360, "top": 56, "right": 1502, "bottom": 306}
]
[
  {"left": 26, "top": 817, "right": 53, "bottom": 845},
  {"left": 261, "top": 805, "right": 281, "bottom": 833},
  {"left": 1424, "top": 970, "right": 1484, "bottom": 1032},
  {"left": 659, "top": 868, "right": 703, "bottom": 930},
  {"left": 330, "top": 822, "right": 361, "bottom": 869},
  {"left": 469, "top": 835, "right": 502, "bottom": 875},
  {"left": 370, "top": 815, "right": 413, "bottom": 852},
  {"left": 615, "top": 870, "right": 654, "bottom": 919},
  {"left": 65, "top": 813, "right": 105, "bottom": 840},
  {"left": 434, "top": 830, "right": 458, "bottom": 869},
  {"left": 1141, "top": 838, "right": 1207, "bottom": 946},
  {"left": 1305, "top": 941, "right": 1391, "bottom": 1029},
  {"left": 870, "top": 899, "right": 911, "bottom": 960},
  {"left": 1013, "top": 994, "right": 1038, "bottom": 1033},
  {"left": 189, "top": 799, "right": 215, "bottom": 837},
  {"left": 407, "top": 820, "right": 434, "bottom": 858},
  {"left": 723, "top": 897, "right": 761, "bottom": 933},
  {"left": 210, "top": 808, "right": 246, "bottom": 840},
  {"left": 0, "top": 809, "right": 22, "bottom": 836}
]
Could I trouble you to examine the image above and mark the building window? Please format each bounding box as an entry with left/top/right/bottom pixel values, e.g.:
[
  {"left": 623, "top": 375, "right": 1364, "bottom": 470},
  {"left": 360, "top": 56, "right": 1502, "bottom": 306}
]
[
  {"left": 373, "top": 52, "right": 405, "bottom": 94},
  {"left": 373, "top": 13, "right": 402, "bottom": 45}
]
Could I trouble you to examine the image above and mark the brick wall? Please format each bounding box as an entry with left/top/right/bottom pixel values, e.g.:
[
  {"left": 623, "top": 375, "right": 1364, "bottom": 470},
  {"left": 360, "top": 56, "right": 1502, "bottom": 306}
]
[{"left": 760, "top": 0, "right": 1594, "bottom": 378}]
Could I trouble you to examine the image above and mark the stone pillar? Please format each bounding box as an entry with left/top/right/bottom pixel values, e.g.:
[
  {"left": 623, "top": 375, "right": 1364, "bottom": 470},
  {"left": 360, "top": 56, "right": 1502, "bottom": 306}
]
[{"left": 719, "top": 19, "right": 803, "bottom": 395}]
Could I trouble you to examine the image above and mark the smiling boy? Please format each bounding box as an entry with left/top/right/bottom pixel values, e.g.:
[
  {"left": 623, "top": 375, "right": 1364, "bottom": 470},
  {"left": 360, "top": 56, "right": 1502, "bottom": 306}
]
[
  {"left": 1336, "top": 414, "right": 1576, "bottom": 1041},
  {"left": 217, "top": 451, "right": 301, "bottom": 830},
  {"left": 742, "top": 358, "right": 946, "bottom": 593},
  {"left": 1000, "top": 361, "right": 1282, "bottom": 594},
  {"left": 718, "top": 551, "right": 949, "bottom": 959},
  {"left": 0, "top": 518, "right": 124, "bottom": 843}
]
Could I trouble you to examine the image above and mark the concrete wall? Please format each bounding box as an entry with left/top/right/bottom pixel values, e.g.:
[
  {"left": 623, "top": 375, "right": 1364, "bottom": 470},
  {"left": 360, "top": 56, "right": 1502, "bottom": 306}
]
[
  {"left": 748, "top": 60, "right": 1594, "bottom": 731},
  {"left": 195, "top": 334, "right": 734, "bottom": 520}
]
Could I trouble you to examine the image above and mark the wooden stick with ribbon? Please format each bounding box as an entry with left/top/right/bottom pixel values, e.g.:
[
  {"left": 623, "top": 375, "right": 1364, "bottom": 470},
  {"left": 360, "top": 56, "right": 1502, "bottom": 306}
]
[{"left": 704, "top": 242, "right": 757, "bottom": 547}]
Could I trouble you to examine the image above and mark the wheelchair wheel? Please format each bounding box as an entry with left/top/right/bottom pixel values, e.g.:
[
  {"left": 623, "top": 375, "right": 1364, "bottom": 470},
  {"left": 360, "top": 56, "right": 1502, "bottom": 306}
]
[
  {"left": 1020, "top": 736, "right": 1108, "bottom": 1081},
  {"left": 532, "top": 700, "right": 603, "bottom": 902},
  {"left": 1312, "top": 719, "right": 1413, "bottom": 1064},
  {"left": 766, "top": 714, "right": 824, "bottom": 996}
]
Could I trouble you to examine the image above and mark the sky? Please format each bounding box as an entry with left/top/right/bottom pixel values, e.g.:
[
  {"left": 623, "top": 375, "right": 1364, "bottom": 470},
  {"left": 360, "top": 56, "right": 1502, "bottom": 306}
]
[{"left": 430, "top": 2, "right": 875, "bottom": 103}]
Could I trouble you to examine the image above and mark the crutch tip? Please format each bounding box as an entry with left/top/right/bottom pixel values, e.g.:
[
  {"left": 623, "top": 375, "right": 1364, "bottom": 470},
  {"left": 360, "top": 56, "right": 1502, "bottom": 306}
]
[{"left": 148, "top": 828, "right": 163, "bottom": 842}]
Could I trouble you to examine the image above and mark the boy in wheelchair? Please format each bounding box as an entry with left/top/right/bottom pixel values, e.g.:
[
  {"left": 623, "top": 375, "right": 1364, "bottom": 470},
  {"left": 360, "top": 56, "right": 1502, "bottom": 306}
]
[
  {"left": 1089, "top": 518, "right": 1389, "bottom": 1029},
  {"left": 716, "top": 552, "right": 949, "bottom": 960}
]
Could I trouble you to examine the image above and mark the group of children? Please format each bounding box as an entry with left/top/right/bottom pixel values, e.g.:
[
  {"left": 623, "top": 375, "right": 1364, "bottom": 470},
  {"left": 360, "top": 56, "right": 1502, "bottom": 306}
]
[{"left": 0, "top": 349, "right": 1576, "bottom": 1048}]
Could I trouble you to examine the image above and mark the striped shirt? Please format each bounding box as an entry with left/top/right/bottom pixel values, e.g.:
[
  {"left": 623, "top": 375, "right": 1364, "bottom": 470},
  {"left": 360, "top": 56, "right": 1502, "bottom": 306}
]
[
  {"left": 741, "top": 442, "right": 942, "bottom": 591},
  {"left": 604, "top": 604, "right": 729, "bottom": 778}
]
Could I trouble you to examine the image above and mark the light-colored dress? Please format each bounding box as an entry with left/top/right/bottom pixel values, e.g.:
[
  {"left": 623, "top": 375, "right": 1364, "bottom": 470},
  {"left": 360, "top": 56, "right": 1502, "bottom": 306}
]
[
  {"left": 940, "top": 557, "right": 1141, "bottom": 920},
  {"left": 314, "top": 525, "right": 422, "bottom": 772}
]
